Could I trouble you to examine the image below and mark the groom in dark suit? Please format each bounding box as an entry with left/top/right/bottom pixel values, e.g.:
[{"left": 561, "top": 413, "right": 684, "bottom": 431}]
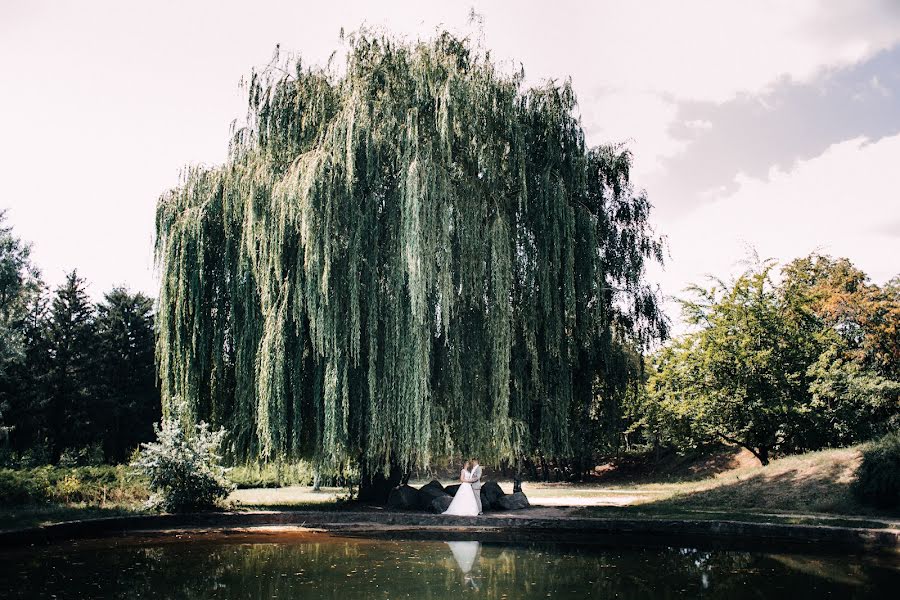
[{"left": 469, "top": 457, "right": 483, "bottom": 515}]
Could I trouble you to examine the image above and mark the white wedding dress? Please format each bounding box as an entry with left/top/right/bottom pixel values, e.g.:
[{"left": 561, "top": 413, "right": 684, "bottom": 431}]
[{"left": 442, "top": 469, "right": 480, "bottom": 516}]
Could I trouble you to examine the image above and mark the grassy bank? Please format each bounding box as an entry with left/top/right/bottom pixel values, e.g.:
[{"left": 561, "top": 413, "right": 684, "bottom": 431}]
[
  {"left": 645, "top": 446, "right": 867, "bottom": 514},
  {"left": 0, "top": 465, "right": 150, "bottom": 530},
  {"left": 2, "top": 444, "right": 896, "bottom": 533},
  {"left": 557, "top": 444, "right": 899, "bottom": 528}
]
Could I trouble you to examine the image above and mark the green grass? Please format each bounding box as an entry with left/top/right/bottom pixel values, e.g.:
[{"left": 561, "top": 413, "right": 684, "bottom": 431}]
[
  {"left": 0, "top": 465, "right": 148, "bottom": 506},
  {"left": 0, "top": 465, "right": 151, "bottom": 532},
  {"left": 644, "top": 446, "right": 870, "bottom": 513},
  {"left": 229, "top": 485, "right": 349, "bottom": 511},
  {"left": 227, "top": 462, "right": 317, "bottom": 489},
  {"left": 3, "top": 445, "right": 897, "bottom": 533}
]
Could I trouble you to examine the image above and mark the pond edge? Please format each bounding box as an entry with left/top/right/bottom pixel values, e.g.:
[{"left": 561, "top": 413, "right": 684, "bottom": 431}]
[{"left": 1, "top": 510, "right": 897, "bottom": 555}]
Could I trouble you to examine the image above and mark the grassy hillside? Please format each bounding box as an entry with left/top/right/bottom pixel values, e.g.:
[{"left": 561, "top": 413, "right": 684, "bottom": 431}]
[
  {"left": 567, "top": 444, "right": 900, "bottom": 525},
  {"left": 651, "top": 446, "right": 865, "bottom": 514}
]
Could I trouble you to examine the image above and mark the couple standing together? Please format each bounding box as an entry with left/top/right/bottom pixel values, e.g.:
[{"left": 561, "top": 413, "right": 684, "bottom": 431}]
[{"left": 443, "top": 458, "right": 483, "bottom": 516}]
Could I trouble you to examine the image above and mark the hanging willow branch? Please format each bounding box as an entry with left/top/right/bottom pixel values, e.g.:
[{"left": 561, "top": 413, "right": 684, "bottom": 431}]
[{"left": 155, "top": 31, "right": 668, "bottom": 475}]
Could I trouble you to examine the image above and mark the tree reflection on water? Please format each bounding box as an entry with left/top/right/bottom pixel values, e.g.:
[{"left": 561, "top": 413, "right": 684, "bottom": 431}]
[{"left": 0, "top": 535, "right": 896, "bottom": 599}]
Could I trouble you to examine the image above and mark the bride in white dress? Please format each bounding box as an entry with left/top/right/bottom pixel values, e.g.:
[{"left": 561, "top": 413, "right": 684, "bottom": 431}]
[{"left": 442, "top": 461, "right": 480, "bottom": 516}]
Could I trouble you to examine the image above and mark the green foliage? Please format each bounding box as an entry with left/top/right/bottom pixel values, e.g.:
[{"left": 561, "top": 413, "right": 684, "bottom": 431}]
[
  {"left": 806, "top": 346, "right": 900, "bottom": 446},
  {"left": 662, "top": 261, "right": 820, "bottom": 464},
  {"left": 58, "top": 443, "right": 105, "bottom": 468},
  {"left": 0, "top": 210, "right": 41, "bottom": 442},
  {"left": 0, "top": 216, "right": 161, "bottom": 465},
  {"left": 227, "top": 460, "right": 344, "bottom": 489},
  {"left": 853, "top": 431, "right": 900, "bottom": 509},
  {"left": 0, "top": 468, "right": 47, "bottom": 504},
  {"left": 638, "top": 254, "right": 900, "bottom": 465},
  {"left": 95, "top": 288, "right": 160, "bottom": 461},
  {"left": 0, "top": 465, "right": 147, "bottom": 506},
  {"left": 0, "top": 211, "right": 40, "bottom": 375},
  {"left": 131, "top": 410, "right": 233, "bottom": 512},
  {"left": 155, "top": 31, "right": 667, "bottom": 477},
  {"left": 45, "top": 271, "right": 99, "bottom": 457}
]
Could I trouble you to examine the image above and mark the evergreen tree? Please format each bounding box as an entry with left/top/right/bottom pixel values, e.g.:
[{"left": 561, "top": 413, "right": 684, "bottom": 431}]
[
  {"left": 46, "top": 270, "right": 99, "bottom": 459},
  {"left": 96, "top": 287, "right": 160, "bottom": 461},
  {"left": 3, "top": 287, "right": 52, "bottom": 459}
]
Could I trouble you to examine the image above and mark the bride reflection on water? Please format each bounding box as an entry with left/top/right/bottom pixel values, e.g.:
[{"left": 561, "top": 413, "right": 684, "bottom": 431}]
[{"left": 446, "top": 541, "right": 482, "bottom": 590}]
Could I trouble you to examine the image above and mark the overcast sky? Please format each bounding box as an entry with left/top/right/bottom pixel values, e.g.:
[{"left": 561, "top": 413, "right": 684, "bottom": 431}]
[{"left": 2, "top": 1, "right": 899, "bottom": 331}]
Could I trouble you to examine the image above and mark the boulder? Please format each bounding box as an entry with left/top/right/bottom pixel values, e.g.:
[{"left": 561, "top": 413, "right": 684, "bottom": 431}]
[
  {"left": 445, "top": 484, "right": 461, "bottom": 497},
  {"left": 480, "top": 481, "right": 506, "bottom": 510},
  {"left": 417, "top": 479, "right": 447, "bottom": 510},
  {"left": 386, "top": 484, "right": 419, "bottom": 510},
  {"left": 430, "top": 494, "right": 453, "bottom": 514},
  {"left": 495, "top": 491, "right": 530, "bottom": 511}
]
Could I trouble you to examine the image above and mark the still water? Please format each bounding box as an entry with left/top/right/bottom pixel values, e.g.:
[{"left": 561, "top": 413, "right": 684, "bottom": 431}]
[{"left": 0, "top": 532, "right": 896, "bottom": 599}]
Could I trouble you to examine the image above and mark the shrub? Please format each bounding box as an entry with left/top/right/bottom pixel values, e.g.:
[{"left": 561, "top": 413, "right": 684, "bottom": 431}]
[
  {"left": 852, "top": 431, "right": 900, "bottom": 509},
  {"left": 58, "top": 443, "right": 105, "bottom": 468},
  {"left": 0, "top": 465, "right": 148, "bottom": 506},
  {"left": 0, "top": 468, "right": 49, "bottom": 504},
  {"left": 131, "top": 415, "right": 233, "bottom": 512}
]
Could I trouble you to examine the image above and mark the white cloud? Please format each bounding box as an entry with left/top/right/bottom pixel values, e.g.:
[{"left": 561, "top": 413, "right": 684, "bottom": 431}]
[
  {"left": 1, "top": 1, "right": 899, "bottom": 297},
  {"left": 652, "top": 133, "right": 900, "bottom": 332},
  {"left": 684, "top": 120, "right": 713, "bottom": 131},
  {"left": 470, "top": 0, "right": 900, "bottom": 177},
  {"left": 581, "top": 92, "right": 687, "bottom": 178}
]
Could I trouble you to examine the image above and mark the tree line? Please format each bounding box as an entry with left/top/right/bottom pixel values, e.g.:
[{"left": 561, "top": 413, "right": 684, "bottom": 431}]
[{"left": 0, "top": 211, "right": 159, "bottom": 466}]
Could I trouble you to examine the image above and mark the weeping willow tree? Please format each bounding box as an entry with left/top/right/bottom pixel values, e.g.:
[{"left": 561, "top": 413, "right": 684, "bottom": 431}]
[{"left": 155, "top": 31, "right": 667, "bottom": 496}]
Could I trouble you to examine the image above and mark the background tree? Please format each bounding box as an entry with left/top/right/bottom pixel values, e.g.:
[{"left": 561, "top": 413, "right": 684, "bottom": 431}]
[
  {"left": 0, "top": 213, "right": 163, "bottom": 466},
  {"left": 2, "top": 286, "right": 52, "bottom": 459},
  {"left": 96, "top": 288, "right": 159, "bottom": 462},
  {"left": 45, "top": 271, "right": 100, "bottom": 460},
  {"left": 640, "top": 255, "right": 899, "bottom": 465},
  {"left": 782, "top": 254, "right": 900, "bottom": 446},
  {"left": 652, "top": 262, "right": 820, "bottom": 464},
  {"left": 0, "top": 211, "right": 42, "bottom": 449},
  {"left": 155, "top": 31, "right": 667, "bottom": 497}
]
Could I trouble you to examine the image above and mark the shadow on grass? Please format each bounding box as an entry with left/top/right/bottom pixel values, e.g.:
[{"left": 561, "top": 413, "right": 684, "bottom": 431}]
[
  {"left": 0, "top": 504, "right": 144, "bottom": 532},
  {"left": 591, "top": 445, "right": 750, "bottom": 485},
  {"left": 577, "top": 457, "right": 900, "bottom": 529},
  {"left": 654, "top": 460, "right": 860, "bottom": 513},
  {"left": 232, "top": 501, "right": 360, "bottom": 513}
]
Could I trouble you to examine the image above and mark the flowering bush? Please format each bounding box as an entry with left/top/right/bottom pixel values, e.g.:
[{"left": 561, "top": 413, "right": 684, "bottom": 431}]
[{"left": 131, "top": 414, "right": 232, "bottom": 512}]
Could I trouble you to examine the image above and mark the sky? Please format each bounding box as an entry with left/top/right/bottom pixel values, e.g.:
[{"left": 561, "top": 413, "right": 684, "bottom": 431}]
[{"left": 2, "top": 0, "right": 899, "bottom": 332}]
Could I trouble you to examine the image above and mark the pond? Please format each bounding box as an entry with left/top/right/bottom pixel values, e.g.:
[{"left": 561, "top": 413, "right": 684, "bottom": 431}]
[{"left": 0, "top": 532, "right": 896, "bottom": 598}]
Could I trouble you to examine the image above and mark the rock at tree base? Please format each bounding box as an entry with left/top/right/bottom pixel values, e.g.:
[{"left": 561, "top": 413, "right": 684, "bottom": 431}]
[
  {"left": 480, "top": 481, "right": 505, "bottom": 510},
  {"left": 430, "top": 495, "right": 453, "bottom": 513},
  {"left": 417, "top": 480, "right": 447, "bottom": 510},
  {"left": 495, "top": 491, "right": 530, "bottom": 510},
  {"left": 387, "top": 485, "right": 418, "bottom": 510},
  {"left": 444, "top": 484, "right": 461, "bottom": 497}
]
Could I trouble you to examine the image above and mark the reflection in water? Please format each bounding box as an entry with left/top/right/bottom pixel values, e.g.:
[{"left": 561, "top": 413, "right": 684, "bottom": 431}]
[
  {"left": 446, "top": 541, "right": 480, "bottom": 573},
  {"left": 446, "top": 541, "right": 481, "bottom": 590},
  {"left": 0, "top": 534, "right": 896, "bottom": 599}
]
